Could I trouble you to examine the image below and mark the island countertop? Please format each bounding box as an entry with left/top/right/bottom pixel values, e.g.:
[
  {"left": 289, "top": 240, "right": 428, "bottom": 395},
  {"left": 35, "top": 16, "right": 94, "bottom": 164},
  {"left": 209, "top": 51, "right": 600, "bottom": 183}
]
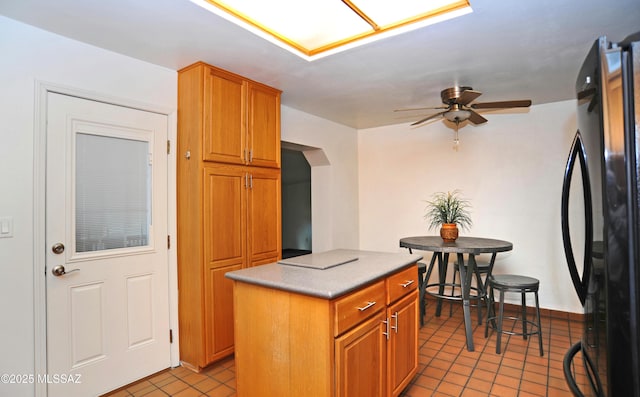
[{"left": 225, "top": 249, "right": 423, "bottom": 299}]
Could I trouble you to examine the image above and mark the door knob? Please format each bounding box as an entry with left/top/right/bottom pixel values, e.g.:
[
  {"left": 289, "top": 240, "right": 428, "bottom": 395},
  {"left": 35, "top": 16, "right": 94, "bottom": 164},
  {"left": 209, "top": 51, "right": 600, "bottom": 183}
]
[
  {"left": 52, "top": 243, "right": 65, "bottom": 254},
  {"left": 51, "top": 265, "right": 79, "bottom": 277}
]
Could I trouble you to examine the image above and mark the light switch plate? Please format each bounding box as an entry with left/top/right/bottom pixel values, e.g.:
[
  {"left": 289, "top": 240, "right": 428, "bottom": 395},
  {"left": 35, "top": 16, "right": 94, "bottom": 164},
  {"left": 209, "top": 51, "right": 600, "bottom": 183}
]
[{"left": 0, "top": 217, "right": 13, "bottom": 238}]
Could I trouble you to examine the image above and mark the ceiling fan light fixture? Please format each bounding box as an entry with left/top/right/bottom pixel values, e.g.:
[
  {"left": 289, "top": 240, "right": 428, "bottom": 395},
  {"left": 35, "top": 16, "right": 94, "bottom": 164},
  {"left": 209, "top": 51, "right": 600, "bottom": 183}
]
[{"left": 443, "top": 109, "right": 471, "bottom": 122}]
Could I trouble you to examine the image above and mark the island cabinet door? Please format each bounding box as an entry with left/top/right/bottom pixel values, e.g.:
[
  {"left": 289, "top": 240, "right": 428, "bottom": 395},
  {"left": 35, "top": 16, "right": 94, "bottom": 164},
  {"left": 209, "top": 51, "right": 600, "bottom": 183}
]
[
  {"left": 387, "top": 291, "right": 419, "bottom": 397},
  {"left": 335, "top": 312, "right": 387, "bottom": 397}
]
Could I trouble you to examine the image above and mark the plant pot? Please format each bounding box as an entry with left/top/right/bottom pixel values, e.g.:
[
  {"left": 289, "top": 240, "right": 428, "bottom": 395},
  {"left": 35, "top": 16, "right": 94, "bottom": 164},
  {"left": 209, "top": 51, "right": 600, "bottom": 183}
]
[{"left": 440, "top": 223, "right": 459, "bottom": 243}]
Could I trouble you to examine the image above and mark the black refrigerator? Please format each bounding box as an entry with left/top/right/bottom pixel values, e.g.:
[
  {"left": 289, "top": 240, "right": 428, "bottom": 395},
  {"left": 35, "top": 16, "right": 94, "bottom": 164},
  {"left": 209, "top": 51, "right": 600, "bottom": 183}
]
[{"left": 561, "top": 32, "right": 640, "bottom": 396}]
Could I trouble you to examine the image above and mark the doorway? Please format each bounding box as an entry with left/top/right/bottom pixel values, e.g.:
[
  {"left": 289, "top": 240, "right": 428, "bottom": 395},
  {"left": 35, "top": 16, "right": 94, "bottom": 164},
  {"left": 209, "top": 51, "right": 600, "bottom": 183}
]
[{"left": 281, "top": 145, "right": 312, "bottom": 259}]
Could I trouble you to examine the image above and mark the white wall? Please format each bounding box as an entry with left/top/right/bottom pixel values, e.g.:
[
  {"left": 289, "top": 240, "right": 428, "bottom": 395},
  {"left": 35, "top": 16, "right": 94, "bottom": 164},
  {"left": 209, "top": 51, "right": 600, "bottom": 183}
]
[
  {"left": 0, "top": 16, "right": 177, "bottom": 397},
  {"left": 281, "top": 106, "right": 360, "bottom": 252},
  {"left": 357, "top": 102, "right": 582, "bottom": 313}
]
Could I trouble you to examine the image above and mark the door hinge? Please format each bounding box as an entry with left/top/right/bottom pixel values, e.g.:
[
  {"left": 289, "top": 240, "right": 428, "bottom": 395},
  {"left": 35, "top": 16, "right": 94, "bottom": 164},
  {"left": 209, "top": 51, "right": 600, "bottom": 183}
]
[
  {"left": 167, "top": 235, "right": 171, "bottom": 250},
  {"left": 167, "top": 140, "right": 171, "bottom": 154},
  {"left": 169, "top": 329, "right": 173, "bottom": 344}
]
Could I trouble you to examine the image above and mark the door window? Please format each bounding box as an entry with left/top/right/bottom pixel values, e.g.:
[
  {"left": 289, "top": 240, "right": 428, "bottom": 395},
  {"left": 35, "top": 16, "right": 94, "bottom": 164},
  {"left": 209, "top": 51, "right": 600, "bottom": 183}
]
[{"left": 75, "top": 132, "right": 151, "bottom": 253}]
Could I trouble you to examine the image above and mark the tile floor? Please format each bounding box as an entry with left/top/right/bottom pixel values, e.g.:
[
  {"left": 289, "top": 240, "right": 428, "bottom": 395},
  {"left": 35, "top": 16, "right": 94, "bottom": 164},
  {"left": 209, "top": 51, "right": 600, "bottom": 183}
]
[{"left": 103, "top": 300, "right": 588, "bottom": 397}]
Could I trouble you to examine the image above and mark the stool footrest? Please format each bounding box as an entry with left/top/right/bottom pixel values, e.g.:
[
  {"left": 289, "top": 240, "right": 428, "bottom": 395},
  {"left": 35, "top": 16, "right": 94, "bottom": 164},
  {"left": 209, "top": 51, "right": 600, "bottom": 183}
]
[
  {"left": 486, "top": 316, "right": 542, "bottom": 338},
  {"left": 424, "top": 283, "right": 485, "bottom": 299}
]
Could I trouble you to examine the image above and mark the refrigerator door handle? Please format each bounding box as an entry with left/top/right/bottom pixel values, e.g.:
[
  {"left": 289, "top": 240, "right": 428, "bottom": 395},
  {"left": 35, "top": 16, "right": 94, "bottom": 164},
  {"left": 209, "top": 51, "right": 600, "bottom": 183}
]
[
  {"left": 561, "top": 131, "right": 594, "bottom": 306},
  {"left": 564, "top": 342, "right": 605, "bottom": 397},
  {"left": 564, "top": 342, "right": 587, "bottom": 397}
]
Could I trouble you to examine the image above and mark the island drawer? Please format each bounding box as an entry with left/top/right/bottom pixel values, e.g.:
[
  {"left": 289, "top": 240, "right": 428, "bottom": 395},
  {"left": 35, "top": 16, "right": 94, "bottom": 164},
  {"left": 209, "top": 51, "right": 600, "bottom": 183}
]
[
  {"left": 386, "top": 264, "right": 418, "bottom": 304},
  {"left": 334, "top": 280, "right": 386, "bottom": 336}
]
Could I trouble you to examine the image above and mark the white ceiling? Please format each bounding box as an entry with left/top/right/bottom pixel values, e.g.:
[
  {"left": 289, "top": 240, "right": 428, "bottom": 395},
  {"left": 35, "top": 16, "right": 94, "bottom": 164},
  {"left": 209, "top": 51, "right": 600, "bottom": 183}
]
[{"left": 1, "top": 0, "right": 639, "bottom": 129}]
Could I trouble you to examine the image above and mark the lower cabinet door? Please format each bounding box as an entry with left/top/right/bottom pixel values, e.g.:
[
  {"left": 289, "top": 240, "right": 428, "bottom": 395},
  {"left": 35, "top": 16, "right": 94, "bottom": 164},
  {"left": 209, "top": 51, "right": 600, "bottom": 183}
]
[
  {"left": 387, "top": 291, "right": 418, "bottom": 397},
  {"left": 335, "top": 312, "right": 387, "bottom": 397},
  {"left": 205, "top": 264, "right": 241, "bottom": 364}
]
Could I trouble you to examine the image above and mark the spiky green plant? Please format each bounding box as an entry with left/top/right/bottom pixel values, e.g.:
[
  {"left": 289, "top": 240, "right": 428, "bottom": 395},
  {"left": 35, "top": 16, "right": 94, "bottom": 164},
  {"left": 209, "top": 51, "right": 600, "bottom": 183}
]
[{"left": 424, "top": 190, "right": 472, "bottom": 231}]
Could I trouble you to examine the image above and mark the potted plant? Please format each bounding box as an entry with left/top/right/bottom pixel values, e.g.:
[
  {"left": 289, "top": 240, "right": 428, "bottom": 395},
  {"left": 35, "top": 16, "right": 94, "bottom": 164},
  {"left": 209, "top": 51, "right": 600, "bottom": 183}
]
[{"left": 424, "top": 190, "right": 472, "bottom": 242}]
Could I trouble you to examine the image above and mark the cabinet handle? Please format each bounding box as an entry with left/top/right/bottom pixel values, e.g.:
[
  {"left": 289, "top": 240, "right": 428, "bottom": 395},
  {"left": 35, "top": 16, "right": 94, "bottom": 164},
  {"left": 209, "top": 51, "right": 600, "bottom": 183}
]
[
  {"left": 244, "top": 148, "right": 248, "bottom": 162},
  {"left": 391, "top": 312, "right": 399, "bottom": 333},
  {"left": 243, "top": 173, "right": 254, "bottom": 189},
  {"left": 357, "top": 301, "right": 376, "bottom": 311},
  {"left": 249, "top": 149, "right": 253, "bottom": 163},
  {"left": 400, "top": 279, "right": 415, "bottom": 288},
  {"left": 382, "top": 318, "right": 390, "bottom": 340}
]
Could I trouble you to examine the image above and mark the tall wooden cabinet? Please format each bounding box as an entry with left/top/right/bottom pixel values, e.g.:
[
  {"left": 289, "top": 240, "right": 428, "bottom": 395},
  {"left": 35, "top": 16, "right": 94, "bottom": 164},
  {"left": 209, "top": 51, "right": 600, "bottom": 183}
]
[{"left": 177, "top": 62, "right": 282, "bottom": 370}]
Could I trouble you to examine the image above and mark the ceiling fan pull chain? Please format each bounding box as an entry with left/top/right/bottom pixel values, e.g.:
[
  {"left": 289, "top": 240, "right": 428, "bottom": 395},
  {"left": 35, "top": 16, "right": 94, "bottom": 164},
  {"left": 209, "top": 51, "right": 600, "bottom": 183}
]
[{"left": 453, "top": 120, "right": 460, "bottom": 151}]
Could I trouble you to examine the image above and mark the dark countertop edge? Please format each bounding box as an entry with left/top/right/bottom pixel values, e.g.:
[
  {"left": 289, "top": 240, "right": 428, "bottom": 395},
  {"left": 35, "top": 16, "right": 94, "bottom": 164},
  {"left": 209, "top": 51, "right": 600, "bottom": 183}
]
[
  {"left": 399, "top": 242, "right": 513, "bottom": 254},
  {"left": 399, "top": 237, "right": 513, "bottom": 254},
  {"left": 226, "top": 251, "right": 423, "bottom": 299}
]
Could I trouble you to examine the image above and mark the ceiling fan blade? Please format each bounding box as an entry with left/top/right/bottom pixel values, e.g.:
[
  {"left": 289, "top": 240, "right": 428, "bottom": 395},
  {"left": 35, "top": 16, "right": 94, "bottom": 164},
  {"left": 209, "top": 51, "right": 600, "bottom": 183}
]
[
  {"left": 394, "top": 106, "right": 448, "bottom": 112},
  {"left": 410, "top": 111, "right": 446, "bottom": 126},
  {"left": 457, "top": 89, "right": 482, "bottom": 106},
  {"left": 468, "top": 109, "right": 488, "bottom": 124},
  {"left": 471, "top": 100, "right": 532, "bottom": 109}
]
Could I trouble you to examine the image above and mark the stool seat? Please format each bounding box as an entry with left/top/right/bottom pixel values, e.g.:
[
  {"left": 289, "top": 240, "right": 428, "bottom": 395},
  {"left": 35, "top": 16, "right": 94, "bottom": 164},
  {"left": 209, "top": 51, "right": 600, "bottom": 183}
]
[
  {"left": 454, "top": 261, "right": 491, "bottom": 272},
  {"left": 485, "top": 274, "right": 543, "bottom": 356},
  {"left": 490, "top": 274, "right": 539, "bottom": 290}
]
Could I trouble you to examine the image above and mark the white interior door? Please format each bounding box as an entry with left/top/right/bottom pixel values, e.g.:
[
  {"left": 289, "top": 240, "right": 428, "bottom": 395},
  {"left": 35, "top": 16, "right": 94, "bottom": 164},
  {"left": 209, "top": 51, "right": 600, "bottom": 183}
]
[{"left": 45, "top": 92, "right": 170, "bottom": 397}]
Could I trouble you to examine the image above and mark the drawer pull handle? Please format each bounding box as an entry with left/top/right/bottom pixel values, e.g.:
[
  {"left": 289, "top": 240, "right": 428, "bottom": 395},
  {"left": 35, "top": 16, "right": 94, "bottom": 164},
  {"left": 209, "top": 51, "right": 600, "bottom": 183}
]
[
  {"left": 401, "top": 280, "right": 415, "bottom": 288},
  {"left": 357, "top": 301, "right": 377, "bottom": 311}
]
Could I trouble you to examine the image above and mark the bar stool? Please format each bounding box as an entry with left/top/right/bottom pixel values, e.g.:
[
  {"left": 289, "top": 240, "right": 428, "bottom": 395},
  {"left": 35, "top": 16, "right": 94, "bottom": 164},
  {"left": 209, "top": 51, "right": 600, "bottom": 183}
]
[
  {"left": 450, "top": 260, "right": 491, "bottom": 321},
  {"left": 485, "top": 274, "right": 543, "bottom": 356},
  {"left": 417, "top": 262, "right": 427, "bottom": 326}
]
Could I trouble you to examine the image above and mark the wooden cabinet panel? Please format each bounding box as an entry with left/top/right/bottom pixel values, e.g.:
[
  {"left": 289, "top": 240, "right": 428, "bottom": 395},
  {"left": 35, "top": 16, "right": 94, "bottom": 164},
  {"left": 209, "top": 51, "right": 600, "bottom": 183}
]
[
  {"left": 335, "top": 312, "right": 387, "bottom": 397},
  {"left": 246, "top": 167, "right": 281, "bottom": 265},
  {"left": 334, "top": 280, "right": 385, "bottom": 336},
  {"left": 234, "top": 282, "right": 332, "bottom": 397},
  {"left": 199, "top": 63, "right": 281, "bottom": 168},
  {"left": 203, "top": 68, "right": 245, "bottom": 164},
  {"left": 386, "top": 266, "right": 418, "bottom": 304},
  {"left": 247, "top": 83, "right": 280, "bottom": 168},
  {"left": 387, "top": 292, "right": 419, "bottom": 397},
  {"left": 203, "top": 165, "right": 247, "bottom": 269},
  {"left": 205, "top": 264, "right": 241, "bottom": 363}
]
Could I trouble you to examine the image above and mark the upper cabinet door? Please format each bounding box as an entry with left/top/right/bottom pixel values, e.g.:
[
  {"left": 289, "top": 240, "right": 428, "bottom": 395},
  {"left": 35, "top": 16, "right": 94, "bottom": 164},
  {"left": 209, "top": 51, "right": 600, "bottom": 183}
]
[
  {"left": 202, "top": 67, "right": 281, "bottom": 168},
  {"left": 247, "top": 82, "right": 281, "bottom": 168},
  {"left": 203, "top": 67, "right": 246, "bottom": 164}
]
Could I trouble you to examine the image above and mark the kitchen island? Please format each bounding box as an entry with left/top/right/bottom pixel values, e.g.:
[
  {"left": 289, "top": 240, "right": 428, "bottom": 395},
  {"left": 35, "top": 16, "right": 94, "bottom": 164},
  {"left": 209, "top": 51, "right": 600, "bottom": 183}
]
[{"left": 226, "top": 249, "right": 422, "bottom": 397}]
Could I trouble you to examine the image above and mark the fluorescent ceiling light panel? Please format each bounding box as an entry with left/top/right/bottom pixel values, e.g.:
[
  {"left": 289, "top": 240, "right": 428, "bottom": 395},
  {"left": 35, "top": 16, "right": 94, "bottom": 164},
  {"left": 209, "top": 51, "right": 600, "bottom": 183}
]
[{"left": 191, "top": 0, "right": 472, "bottom": 61}]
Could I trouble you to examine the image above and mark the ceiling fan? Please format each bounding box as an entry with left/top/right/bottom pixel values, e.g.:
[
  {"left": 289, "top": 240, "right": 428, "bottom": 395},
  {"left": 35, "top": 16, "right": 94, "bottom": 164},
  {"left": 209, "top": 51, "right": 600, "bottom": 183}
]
[{"left": 395, "top": 86, "right": 532, "bottom": 127}]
